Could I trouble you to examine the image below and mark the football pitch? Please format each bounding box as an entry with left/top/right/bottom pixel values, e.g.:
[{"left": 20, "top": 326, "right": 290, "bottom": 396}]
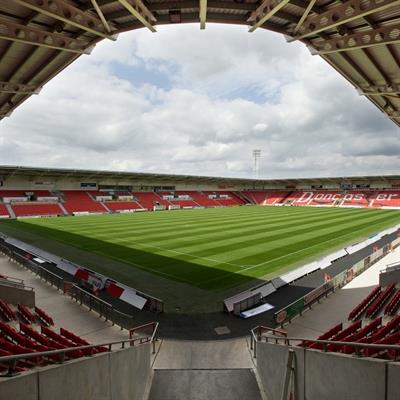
[{"left": 1, "top": 206, "right": 400, "bottom": 291}]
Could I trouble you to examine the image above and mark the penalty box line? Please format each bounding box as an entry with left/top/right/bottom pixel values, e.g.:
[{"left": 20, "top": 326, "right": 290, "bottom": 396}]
[
  {"left": 202, "top": 221, "right": 386, "bottom": 284},
  {"left": 240, "top": 222, "right": 384, "bottom": 273},
  {"left": 114, "top": 237, "right": 246, "bottom": 269}
]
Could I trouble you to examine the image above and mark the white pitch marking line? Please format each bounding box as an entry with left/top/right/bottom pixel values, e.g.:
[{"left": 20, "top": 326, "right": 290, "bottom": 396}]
[
  {"left": 202, "top": 220, "right": 390, "bottom": 284},
  {"left": 114, "top": 237, "right": 245, "bottom": 269},
  {"left": 240, "top": 222, "right": 379, "bottom": 272}
]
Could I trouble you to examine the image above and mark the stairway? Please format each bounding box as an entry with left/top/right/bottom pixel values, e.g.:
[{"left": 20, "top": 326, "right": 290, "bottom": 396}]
[
  {"left": 232, "top": 191, "right": 251, "bottom": 205},
  {"left": 280, "top": 190, "right": 293, "bottom": 205},
  {"left": 148, "top": 369, "right": 263, "bottom": 400},
  {"left": 51, "top": 190, "right": 68, "bottom": 215},
  {"left": 101, "top": 202, "right": 111, "bottom": 212},
  {"left": 5, "top": 203, "right": 15, "bottom": 218}
]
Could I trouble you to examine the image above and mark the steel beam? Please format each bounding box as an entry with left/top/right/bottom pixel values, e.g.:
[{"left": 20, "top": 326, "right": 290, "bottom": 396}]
[
  {"left": 293, "top": 0, "right": 317, "bottom": 35},
  {"left": 0, "top": 17, "right": 91, "bottom": 53},
  {"left": 199, "top": 0, "right": 207, "bottom": 29},
  {"left": 90, "top": 0, "right": 113, "bottom": 33},
  {"left": 290, "top": 0, "right": 400, "bottom": 40},
  {"left": 386, "top": 109, "right": 400, "bottom": 118},
  {"left": 12, "top": 0, "right": 115, "bottom": 40},
  {"left": 311, "top": 24, "right": 400, "bottom": 54},
  {"left": 358, "top": 85, "right": 400, "bottom": 96},
  {"left": 0, "top": 81, "right": 41, "bottom": 95},
  {"left": 0, "top": 110, "right": 13, "bottom": 118},
  {"left": 117, "top": 0, "right": 157, "bottom": 32},
  {"left": 248, "top": 0, "right": 291, "bottom": 33}
]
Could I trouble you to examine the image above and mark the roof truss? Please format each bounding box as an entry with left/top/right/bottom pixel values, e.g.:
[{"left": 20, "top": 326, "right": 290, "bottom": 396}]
[
  {"left": 199, "top": 0, "right": 207, "bottom": 29},
  {"left": 12, "top": 0, "right": 115, "bottom": 40},
  {"left": 290, "top": 0, "right": 400, "bottom": 40},
  {"left": 89, "top": 0, "right": 113, "bottom": 33},
  {"left": 0, "top": 81, "right": 41, "bottom": 94},
  {"left": 248, "top": 0, "right": 292, "bottom": 33},
  {"left": 0, "top": 0, "right": 399, "bottom": 127},
  {"left": 0, "top": 17, "right": 91, "bottom": 53},
  {"left": 312, "top": 24, "right": 400, "bottom": 54},
  {"left": 293, "top": 0, "right": 317, "bottom": 35},
  {"left": 117, "top": 0, "right": 157, "bottom": 32}
]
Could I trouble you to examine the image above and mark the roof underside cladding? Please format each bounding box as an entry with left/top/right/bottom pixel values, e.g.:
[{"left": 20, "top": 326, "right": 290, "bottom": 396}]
[
  {"left": 0, "top": 0, "right": 399, "bottom": 127},
  {"left": 1, "top": 165, "right": 400, "bottom": 186}
]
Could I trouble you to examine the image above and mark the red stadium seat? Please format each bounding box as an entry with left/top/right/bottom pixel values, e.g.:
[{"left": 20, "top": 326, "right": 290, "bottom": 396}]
[
  {"left": 0, "top": 300, "right": 16, "bottom": 322},
  {"left": 18, "top": 304, "right": 36, "bottom": 323},
  {"left": 62, "top": 191, "right": 107, "bottom": 214},
  {"left": 35, "top": 306, "right": 54, "bottom": 326},
  {"left": 348, "top": 286, "right": 381, "bottom": 320},
  {"left": 365, "top": 283, "right": 396, "bottom": 318},
  {"left": 12, "top": 203, "right": 63, "bottom": 217}
]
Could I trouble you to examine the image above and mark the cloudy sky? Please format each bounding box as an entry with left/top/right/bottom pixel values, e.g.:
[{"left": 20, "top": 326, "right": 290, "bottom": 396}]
[{"left": 1, "top": 24, "right": 398, "bottom": 179}]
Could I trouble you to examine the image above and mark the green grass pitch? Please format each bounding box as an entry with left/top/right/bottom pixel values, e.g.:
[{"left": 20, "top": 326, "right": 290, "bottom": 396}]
[{"left": 1, "top": 206, "right": 400, "bottom": 291}]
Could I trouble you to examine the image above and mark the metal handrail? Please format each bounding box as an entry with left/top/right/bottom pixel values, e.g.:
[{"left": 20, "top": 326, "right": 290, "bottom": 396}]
[
  {"left": 381, "top": 261, "right": 400, "bottom": 273},
  {"left": 129, "top": 321, "right": 159, "bottom": 354},
  {"left": 39, "top": 268, "right": 63, "bottom": 283},
  {"left": 0, "top": 326, "right": 158, "bottom": 376},
  {"left": 250, "top": 325, "right": 288, "bottom": 357},
  {"left": 68, "top": 283, "right": 135, "bottom": 329},
  {"left": 0, "top": 275, "right": 24, "bottom": 284},
  {"left": 250, "top": 327, "right": 400, "bottom": 358},
  {"left": 0, "top": 279, "right": 34, "bottom": 291},
  {"left": 70, "top": 284, "right": 112, "bottom": 308},
  {"left": 150, "top": 322, "right": 159, "bottom": 343},
  {"left": 258, "top": 334, "right": 400, "bottom": 350}
]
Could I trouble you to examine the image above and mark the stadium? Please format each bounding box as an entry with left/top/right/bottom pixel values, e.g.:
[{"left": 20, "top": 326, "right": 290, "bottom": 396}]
[{"left": 1, "top": 1, "right": 400, "bottom": 400}]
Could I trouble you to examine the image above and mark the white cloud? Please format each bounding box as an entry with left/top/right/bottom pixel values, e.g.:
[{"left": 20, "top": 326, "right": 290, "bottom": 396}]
[{"left": 0, "top": 24, "right": 398, "bottom": 179}]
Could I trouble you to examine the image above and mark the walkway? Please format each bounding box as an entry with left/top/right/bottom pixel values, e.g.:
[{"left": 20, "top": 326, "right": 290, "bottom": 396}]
[
  {"left": 0, "top": 255, "right": 127, "bottom": 343},
  {"left": 283, "top": 246, "right": 400, "bottom": 339}
]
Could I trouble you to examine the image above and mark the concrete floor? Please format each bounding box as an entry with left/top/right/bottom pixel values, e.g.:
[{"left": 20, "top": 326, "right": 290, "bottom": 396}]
[
  {"left": 283, "top": 246, "right": 400, "bottom": 339},
  {"left": 2, "top": 244, "right": 399, "bottom": 371},
  {"left": 0, "top": 254, "right": 256, "bottom": 369},
  {"left": 0, "top": 255, "right": 127, "bottom": 343},
  {"left": 148, "top": 369, "right": 263, "bottom": 400},
  {"left": 153, "top": 337, "right": 254, "bottom": 369}
]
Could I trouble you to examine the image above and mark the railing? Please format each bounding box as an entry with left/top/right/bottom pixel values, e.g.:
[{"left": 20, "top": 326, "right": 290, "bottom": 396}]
[
  {"left": 37, "top": 267, "right": 64, "bottom": 291},
  {"left": 1, "top": 244, "right": 136, "bottom": 330},
  {"left": 0, "top": 327, "right": 158, "bottom": 377},
  {"left": 129, "top": 321, "right": 159, "bottom": 354},
  {"left": 0, "top": 273, "right": 35, "bottom": 290},
  {"left": 274, "top": 281, "right": 335, "bottom": 326},
  {"left": 0, "top": 275, "right": 24, "bottom": 285},
  {"left": 250, "top": 327, "right": 400, "bottom": 359},
  {"left": 273, "top": 236, "right": 396, "bottom": 327},
  {"left": 381, "top": 261, "right": 400, "bottom": 273},
  {"left": 1, "top": 246, "right": 65, "bottom": 292},
  {"left": 0, "top": 241, "right": 164, "bottom": 314},
  {"left": 66, "top": 283, "right": 136, "bottom": 331},
  {"left": 250, "top": 326, "right": 287, "bottom": 357}
]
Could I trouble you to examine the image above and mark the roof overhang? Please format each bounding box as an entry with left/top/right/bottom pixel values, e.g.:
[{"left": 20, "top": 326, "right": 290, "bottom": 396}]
[
  {"left": 1, "top": 165, "right": 400, "bottom": 187},
  {"left": 0, "top": 1, "right": 399, "bottom": 127}
]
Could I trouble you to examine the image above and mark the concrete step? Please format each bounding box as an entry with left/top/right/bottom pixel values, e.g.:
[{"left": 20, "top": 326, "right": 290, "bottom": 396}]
[
  {"left": 58, "top": 202, "right": 69, "bottom": 216},
  {"left": 148, "top": 369, "right": 263, "bottom": 400},
  {"left": 5, "top": 203, "right": 16, "bottom": 218}
]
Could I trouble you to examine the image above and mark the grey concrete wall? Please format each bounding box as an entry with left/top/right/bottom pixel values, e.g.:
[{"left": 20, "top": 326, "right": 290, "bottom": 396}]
[
  {"left": 256, "top": 342, "right": 304, "bottom": 400},
  {"left": 0, "top": 342, "right": 151, "bottom": 400},
  {"left": 256, "top": 342, "right": 393, "bottom": 400},
  {"left": 110, "top": 344, "right": 151, "bottom": 400},
  {"left": 0, "top": 284, "right": 35, "bottom": 306},
  {"left": 379, "top": 268, "right": 400, "bottom": 286},
  {"left": 387, "top": 362, "right": 400, "bottom": 400},
  {"left": 305, "top": 350, "right": 386, "bottom": 400},
  {"left": 149, "top": 369, "right": 262, "bottom": 400},
  {"left": 0, "top": 371, "right": 37, "bottom": 400},
  {"left": 39, "top": 353, "right": 111, "bottom": 400}
]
